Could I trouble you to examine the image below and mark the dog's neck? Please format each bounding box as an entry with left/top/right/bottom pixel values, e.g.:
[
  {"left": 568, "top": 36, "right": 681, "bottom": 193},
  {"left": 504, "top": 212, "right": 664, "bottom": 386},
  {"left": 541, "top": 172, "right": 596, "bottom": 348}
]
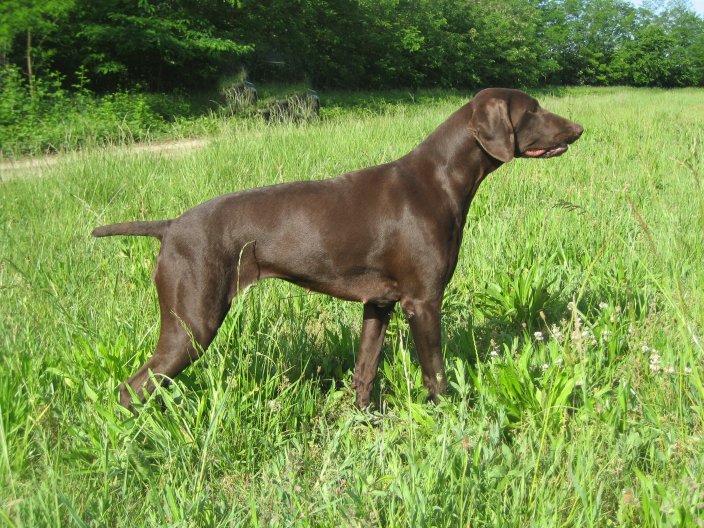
[{"left": 402, "top": 103, "right": 504, "bottom": 222}]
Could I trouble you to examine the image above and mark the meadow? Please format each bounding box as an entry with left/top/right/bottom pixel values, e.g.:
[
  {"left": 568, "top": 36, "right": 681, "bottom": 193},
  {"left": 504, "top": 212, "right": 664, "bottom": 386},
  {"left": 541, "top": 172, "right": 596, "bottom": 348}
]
[{"left": 0, "top": 87, "right": 703, "bottom": 526}]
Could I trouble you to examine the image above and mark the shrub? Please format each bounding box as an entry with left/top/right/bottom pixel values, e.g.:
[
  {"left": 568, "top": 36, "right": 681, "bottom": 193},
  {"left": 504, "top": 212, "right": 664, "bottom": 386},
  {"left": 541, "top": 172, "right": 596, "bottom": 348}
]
[{"left": 0, "top": 66, "right": 174, "bottom": 156}]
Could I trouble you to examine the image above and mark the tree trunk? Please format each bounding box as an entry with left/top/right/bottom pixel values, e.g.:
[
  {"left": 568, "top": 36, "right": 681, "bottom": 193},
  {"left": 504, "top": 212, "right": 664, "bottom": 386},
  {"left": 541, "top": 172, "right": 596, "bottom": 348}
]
[{"left": 26, "top": 28, "right": 34, "bottom": 98}]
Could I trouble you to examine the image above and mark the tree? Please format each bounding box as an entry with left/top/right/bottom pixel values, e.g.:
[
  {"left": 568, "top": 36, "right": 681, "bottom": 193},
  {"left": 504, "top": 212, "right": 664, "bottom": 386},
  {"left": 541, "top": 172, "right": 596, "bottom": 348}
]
[
  {"left": 540, "top": 0, "right": 639, "bottom": 85},
  {"left": 2, "top": 0, "right": 704, "bottom": 92},
  {"left": 69, "top": 0, "right": 252, "bottom": 90},
  {"left": 611, "top": 4, "right": 704, "bottom": 86},
  {"left": 0, "top": 0, "right": 73, "bottom": 94}
]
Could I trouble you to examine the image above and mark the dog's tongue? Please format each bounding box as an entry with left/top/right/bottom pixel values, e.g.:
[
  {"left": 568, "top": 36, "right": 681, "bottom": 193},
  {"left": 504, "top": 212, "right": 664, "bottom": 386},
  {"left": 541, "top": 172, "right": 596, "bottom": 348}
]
[{"left": 523, "top": 148, "right": 547, "bottom": 158}]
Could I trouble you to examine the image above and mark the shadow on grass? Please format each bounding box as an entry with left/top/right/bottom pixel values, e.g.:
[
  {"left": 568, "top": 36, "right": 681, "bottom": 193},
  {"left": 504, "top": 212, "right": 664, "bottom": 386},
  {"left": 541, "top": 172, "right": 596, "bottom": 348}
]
[
  {"left": 148, "top": 279, "right": 636, "bottom": 417},
  {"left": 444, "top": 289, "right": 619, "bottom": 367}
]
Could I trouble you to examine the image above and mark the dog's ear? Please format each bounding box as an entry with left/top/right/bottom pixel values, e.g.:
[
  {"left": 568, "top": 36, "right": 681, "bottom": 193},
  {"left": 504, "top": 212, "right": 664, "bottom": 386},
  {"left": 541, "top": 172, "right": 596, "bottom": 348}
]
[{"left": 468, "top": 98, "right": 515, "bottom": 163}]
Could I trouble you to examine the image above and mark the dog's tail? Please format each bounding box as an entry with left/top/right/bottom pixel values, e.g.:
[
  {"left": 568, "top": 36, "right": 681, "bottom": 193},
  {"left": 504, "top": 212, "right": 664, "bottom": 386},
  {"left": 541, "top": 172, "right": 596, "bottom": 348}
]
[{"left": 92, "top": 220, "right": 171, "bottom": 240}]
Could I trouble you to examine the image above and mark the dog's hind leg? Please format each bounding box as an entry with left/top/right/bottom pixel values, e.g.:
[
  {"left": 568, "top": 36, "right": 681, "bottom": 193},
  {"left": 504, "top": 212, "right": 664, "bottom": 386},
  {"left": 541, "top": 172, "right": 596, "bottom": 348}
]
[
  {"left": 118, "top": 248, "right": 258, "bottom": 412},
  {"left": 119, "top": 313, "right": 215, "bottom": 412}
]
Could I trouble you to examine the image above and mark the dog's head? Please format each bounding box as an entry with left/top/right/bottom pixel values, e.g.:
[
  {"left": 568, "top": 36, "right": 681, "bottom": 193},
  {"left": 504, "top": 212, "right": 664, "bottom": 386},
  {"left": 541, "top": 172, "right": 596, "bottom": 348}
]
[{"left": 468, "top": 88, "right": 583, "bottom": 163}]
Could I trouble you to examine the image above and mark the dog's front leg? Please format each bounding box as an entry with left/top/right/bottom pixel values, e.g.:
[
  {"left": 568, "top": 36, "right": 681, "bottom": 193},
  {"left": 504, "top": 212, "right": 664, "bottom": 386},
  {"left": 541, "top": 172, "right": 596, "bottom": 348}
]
[
  {"left": 352, "top": 303, "right": 394, "bottom": 409},
  {"left": 402, "top": 299, "right": 447, "bottom": 403}
]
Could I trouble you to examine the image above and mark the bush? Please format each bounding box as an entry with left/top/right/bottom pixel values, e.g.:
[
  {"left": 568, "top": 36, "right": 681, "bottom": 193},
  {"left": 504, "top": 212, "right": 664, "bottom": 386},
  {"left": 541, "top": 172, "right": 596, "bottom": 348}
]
[{"left": 0, "top": 66, "right": 176, "bottom": 157}]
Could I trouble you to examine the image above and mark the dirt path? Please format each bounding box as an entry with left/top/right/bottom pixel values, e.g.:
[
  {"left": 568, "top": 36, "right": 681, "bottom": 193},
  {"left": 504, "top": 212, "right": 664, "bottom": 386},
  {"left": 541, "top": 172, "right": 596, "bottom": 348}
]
[{"left": 0, "top": 138, "right": 209, "bottom": 181}]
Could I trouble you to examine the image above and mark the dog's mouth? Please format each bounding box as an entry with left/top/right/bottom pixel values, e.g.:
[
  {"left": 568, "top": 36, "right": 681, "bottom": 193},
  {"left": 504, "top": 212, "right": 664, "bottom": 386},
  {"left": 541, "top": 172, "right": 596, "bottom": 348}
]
[{"left": 522, "top": 144, "right": 569, "bottom": 158}]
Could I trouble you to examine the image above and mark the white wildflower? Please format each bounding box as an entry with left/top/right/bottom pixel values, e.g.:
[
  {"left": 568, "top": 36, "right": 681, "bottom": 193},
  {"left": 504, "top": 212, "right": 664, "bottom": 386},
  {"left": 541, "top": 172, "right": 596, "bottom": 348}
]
[
  {"left": 534, "top": 331, "right": 544, "bottom": 342},
  {"left": 599, "top": 302, "right": 609, "bottom": 310},
  {"left": 649, "top": 352, "right": 661, "bottom": 373}
]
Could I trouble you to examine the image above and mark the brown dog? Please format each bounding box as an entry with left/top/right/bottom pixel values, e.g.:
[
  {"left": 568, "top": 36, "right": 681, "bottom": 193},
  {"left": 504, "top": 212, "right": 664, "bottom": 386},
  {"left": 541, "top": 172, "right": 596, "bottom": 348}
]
[{"left": 93, "top": 88, "right": 583, "bottom": 411}]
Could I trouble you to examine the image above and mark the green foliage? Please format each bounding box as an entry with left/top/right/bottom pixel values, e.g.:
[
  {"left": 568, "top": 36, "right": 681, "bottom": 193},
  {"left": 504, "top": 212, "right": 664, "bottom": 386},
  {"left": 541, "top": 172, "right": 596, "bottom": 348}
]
[
  {"left": 541, "top": 0, "right": 704, "bottom": 87},
  {"left": 74, "top": 0, "right": 252, "bottom": 90},
  {"left": 2, "top": 0, "right": 704, "bottom": 94},
  {"left": 477, "top": 255, "right": 558, "bottom": 331},
  {"left": 0, "top": 0, "right": 73, "bottom": 51},
  {"left": 1, "top": 87, "right": 703, "bottom": 525},
  {"left": 610, "top": 6, "right": 704, "bottom": 87},
  {"left": 0, "top": 65, "right": 217, "bottom": 156}
]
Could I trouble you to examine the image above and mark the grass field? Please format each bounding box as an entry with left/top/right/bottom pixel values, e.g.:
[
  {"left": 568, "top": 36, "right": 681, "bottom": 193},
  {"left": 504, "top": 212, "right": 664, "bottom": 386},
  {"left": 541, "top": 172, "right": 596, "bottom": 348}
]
[{"left": 1, "top": 87, "right": 703, "bottom": 527}]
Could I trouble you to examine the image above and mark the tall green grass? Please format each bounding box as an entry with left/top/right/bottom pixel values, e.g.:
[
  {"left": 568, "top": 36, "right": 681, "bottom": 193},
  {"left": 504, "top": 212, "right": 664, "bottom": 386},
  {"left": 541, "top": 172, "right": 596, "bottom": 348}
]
[{"left": 1, "top": 87, "right": 702, "bottom": 526}]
